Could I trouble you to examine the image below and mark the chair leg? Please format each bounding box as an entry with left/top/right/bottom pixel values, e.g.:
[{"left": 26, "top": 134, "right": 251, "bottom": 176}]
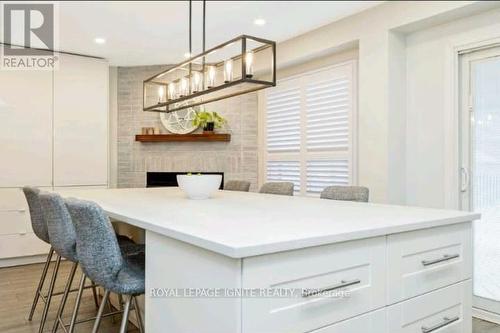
[
  {"left": 91, "top": 280, "right": 100, "bottom": 310},
  {"left": 28, "top": 247, "right": 54, "bottom": 321},
  {"left": 68, "top": 273, "right": 86, "bottom": 333},
  {"left": 119, "top": 296, "right": 132, "bottom": 333},
  {"left": 38, "top": 253, "right": 61, "bottom": 333},
  {"left": 132, "top": 296, "right": 144, "bottom": 333},
  {"left": 91, "top": 289, "right": 110, "bottom": 333},
  {"left": 51, "top": 261, "right": 78, "bottom": 333},
  {"left": 107, "top": 293, "right": 116, "bottom": 324}
]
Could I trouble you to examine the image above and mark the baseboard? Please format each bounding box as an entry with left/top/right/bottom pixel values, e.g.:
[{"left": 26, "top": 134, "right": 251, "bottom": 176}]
[
  {"left": 0, "top": 254, "right": 51, "bottom": 268},
  {"left": 473, "top": 307, "right": 500, "bottom": 325}
]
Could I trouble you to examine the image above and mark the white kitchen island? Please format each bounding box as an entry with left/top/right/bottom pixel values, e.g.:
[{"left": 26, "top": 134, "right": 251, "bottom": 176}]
[{"left": 57, "top": 187, "right": 479, "bottom": 333}]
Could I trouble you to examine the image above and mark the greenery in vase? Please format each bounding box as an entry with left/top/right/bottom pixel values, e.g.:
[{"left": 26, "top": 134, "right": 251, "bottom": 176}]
[{"left": 192, "top": 111, "right": 226, "bottom": 129}]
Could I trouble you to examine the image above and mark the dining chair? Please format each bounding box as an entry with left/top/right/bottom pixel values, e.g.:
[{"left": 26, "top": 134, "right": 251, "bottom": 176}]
[
  {"left": 320, "top": 186, "right": 369, "bottom": 202},
  {"left": 224, "top": 180, "right": 251, "bottom": 192},
  {"left": 259, "top": 182, "right": 294, "bottom": 196},
  {"left": 66, "top": 198, "right": 145, "bottom": 333},
  {"left": 22, "top": 187, "right": 55, "bottom": 329}
]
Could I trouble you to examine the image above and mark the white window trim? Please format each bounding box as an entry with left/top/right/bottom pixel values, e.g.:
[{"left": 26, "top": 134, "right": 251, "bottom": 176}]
[{"left": 258, "top": 60, "right": 358, "bottom": 195}]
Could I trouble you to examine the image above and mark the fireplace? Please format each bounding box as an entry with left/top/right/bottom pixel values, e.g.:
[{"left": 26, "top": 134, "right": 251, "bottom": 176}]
[{"left": 146, "top": 172, "right": 224, "bottom": 189}]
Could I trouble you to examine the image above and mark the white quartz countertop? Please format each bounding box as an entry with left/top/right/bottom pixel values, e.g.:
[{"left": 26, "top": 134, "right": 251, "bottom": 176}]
[{"left": 56, "top": 187, "right": 480, "bottom": 258}]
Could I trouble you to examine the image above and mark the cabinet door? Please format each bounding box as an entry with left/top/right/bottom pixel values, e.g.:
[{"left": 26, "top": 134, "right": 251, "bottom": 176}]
[
  {"left": 53, "top": 54, "right": 108, "bottom": 186},
  {"left": 0, "top": 65, "right": 53, "bottom": 187}
]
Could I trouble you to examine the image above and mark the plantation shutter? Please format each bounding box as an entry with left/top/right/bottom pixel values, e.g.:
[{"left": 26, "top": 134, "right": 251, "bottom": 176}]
[{"left": 263, "top": 61, "right": 356, "bottom": 196}]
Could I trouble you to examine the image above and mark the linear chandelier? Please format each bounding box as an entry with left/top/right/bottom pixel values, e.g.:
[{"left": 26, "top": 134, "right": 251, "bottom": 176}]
[{"left": 143, "top": 1, "right": 276, "bottom": 113}]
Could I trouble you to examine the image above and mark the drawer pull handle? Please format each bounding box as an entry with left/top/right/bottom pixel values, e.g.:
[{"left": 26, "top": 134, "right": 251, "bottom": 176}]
[
  {"left": 421, "top": 316, "right": 459, "bottom": 333},
  {"left": 302, "top": 279, "right": 361, "bottom": 298},
  {"left": 422, "top": 254, "right": 460, "bottom": 266}
]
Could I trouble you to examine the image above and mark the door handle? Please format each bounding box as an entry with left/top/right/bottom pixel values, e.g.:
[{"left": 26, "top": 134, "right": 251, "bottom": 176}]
[
  {"left": 461, "top": 167, "right": 469, "bottom": 192},
  {"left": 301, "top": 279, "right": 361, "bottom": 298},
  {"left": 421, "top": 316, "right": 460, "bottom": 333}
]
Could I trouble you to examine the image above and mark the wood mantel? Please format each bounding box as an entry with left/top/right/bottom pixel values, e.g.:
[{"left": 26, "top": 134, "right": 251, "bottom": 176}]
[{"left": 135, "top": 133, "right": 231, "bottom": 142}]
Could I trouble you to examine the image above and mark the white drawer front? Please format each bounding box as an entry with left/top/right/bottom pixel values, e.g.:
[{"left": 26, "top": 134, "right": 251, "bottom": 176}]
[
  {"left": 387, "top": 223, "right": 472, "bottom": 304},
  {"left": 387, "top": 280, "right": 472, "bottom": 333},
  {"left": 0, "top": 233, "right": 50, "bottom": 259},
  {"left": 0, "top": 188, "right": 29, "bottom": 235},
  {"left": 242, "top": 237, "right": 386, "bottom": 333},
  {"left": 310, "top": 309, "right": 386, "bottom": 333}
]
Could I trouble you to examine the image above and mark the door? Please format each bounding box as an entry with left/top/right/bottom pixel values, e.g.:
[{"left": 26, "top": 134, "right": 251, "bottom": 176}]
[{"left": 460, "top": 46, "right": 500, "bottom": 315}]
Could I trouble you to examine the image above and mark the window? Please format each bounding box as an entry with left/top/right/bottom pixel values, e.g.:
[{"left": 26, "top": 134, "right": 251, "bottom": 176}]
[{"left": 261, "top": 61, "right": 357, "bottom": 196}]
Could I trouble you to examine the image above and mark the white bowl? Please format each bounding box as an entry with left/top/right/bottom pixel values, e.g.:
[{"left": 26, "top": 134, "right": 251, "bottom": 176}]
[{"left": 177, "top": 174, "right": 222, "bottom": 200}]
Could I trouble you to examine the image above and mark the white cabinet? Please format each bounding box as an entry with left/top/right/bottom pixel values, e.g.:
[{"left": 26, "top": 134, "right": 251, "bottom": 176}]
[
  {"left": 242, "top": 237, "right": 386, "bottom": 333},
  {"left": 310, "top": 309, "right": 386, "bottom": 333},
  {"left": 53, "top": 54, "right": 108, "bottom": 186},
  {"left": 386, "top": 223, "right": 472, "bottom": 304},
  {"left": 0, "top": 52, "right": 109, "bottom": 264},
  {"left": 387, "top": 281, "right": 472, "bottom": 333},
  {"left": 0, "top": 67, "right": 53, "bottom": 187}
]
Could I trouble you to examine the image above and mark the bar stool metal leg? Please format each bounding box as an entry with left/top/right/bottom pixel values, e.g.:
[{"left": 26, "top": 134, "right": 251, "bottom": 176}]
[
  {"left": 132, "top": 296, "right": 144, "bottom": 333},
  {"left": 91, "top": 289, "right": 110, "bottom": 333},
  {"left": 51, "top": 261, "right": 78, "bottom": 333},
  {"left": 68, "top": 273, "right": 86, "bottom": 333},
  {"left": 38, "top": 253, "right": 61, "bottom": 333},
  {"left": 91, "top": 280, "right": 99, "bottom": 309},
  {"left": 119, "top": 295, "right": 132, "bottom": 333},
  {"left": 28, "top": 247, "right": 54, "bottom": 321}
]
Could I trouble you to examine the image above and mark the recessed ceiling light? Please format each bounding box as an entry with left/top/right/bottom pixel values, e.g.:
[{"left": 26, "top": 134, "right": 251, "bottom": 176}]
[
  {"left": 253, "top": 18, "right": 266, "bottom": 26},
  {"left": 184, "top": 52, "right": 192, "bottom": 58},
  {"left": 94, "top": 37, "right": 106, "bottom": 45}
]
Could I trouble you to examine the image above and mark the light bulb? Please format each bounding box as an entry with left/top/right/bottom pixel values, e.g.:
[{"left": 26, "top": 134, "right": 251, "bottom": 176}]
[
  {"left": 168, "top": 83, "right": 175, "bottom": 100},
  {"left": 245, "top": 52, "right": 254, "bottom": 78},
  {"left": 158, "top": 86, "right": 164, "bottom": 103},
  {"left": 180, "top": 77, "right": 188, "bottom": 96},
  {"left": 192, "top": 72, "right": 201, "bottom": 92},
  {"left": 207, "top": 66, "right": 216, "bottom": 88},
  {"left": 224, "top": 59, "right": 233, "bottom": 83}
]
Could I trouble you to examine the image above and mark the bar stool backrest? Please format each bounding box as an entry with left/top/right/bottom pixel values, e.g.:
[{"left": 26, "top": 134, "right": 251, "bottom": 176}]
[
  {"left": 65, "top": 198, "right": 124, "bottom": 288},
  {"left": 22, "top": 187, "right": 50, "bottom": 243}
]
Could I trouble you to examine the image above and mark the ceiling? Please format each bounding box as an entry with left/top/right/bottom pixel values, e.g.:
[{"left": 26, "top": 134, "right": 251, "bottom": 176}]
[{"left": 4, "top": 1, "right": 382, "bottom": 66}]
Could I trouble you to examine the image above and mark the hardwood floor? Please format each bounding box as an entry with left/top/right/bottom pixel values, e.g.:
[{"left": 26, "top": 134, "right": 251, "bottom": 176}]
[
  {"left": 0, "top": 261, "right": 138, "bottom": 332},
  {"left": 0, "top": 261, "right": 497, "bottom": 332}
]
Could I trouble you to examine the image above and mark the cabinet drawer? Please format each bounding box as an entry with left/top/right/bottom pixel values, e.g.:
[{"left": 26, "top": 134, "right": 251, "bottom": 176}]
[
  {"left": 242, "top": 237, "right": 386, "bottom": 333},
  {"left": 309, "top": 309, "right": 386, "bottom": 333},
  {"left": 387, "top": 280, "right": 471, "bottom": 333},
  {"left": 0, "top": 188, "right": 29, "bottom": 235},
  {"left": 387, "top": 223, "right": 472, "bottom": 304},
  {"left": 0, "top": 233, "right": 50, "bottom": 259}
]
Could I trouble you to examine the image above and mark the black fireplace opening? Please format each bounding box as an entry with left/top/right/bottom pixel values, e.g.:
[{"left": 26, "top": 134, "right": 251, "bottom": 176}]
[{"left": 147, "top": 172, "right": 224, "bottom": 189}]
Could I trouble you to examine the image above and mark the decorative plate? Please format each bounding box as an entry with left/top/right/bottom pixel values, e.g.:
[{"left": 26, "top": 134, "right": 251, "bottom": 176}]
[{"left": 160, "top": 103, "right": 199, "bottom": 134}]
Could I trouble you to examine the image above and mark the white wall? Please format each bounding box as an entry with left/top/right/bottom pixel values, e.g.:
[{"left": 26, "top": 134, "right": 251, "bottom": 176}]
[
  {"left": 276, "top": 1, "right": 498, "bottom": 204},
  {"left": 406, "top": 7, "right": 500, "bottom": 209}
]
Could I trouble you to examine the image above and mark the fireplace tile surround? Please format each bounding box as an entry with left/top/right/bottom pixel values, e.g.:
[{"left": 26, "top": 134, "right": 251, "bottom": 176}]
[{"left": 117, "top": 65, "right": 259, "bottom": 191}]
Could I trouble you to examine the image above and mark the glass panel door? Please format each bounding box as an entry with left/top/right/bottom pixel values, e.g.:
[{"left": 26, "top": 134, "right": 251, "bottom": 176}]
[{"left": 461, "top": 47, "right": 500, "bottom": 314}]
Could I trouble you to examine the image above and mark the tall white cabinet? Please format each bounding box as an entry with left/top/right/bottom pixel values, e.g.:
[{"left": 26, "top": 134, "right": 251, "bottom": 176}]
[{"left": 0, "top": 51, "right": 109, "bottom": 266}]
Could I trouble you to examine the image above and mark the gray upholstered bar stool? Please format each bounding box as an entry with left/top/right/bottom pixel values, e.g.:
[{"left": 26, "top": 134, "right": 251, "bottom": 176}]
[
  {"left": 320, "top": 186, "right": 369, "bottom": 202},
  {"left": 66, "top": 198, "right": 145, "bottom": 333},
  {"left": 259, "top": 182, "right": 294, "bottom": 196},
  {"left": 39, "top": 192, "right": 100, "bottom": 333},
  {"left": 39, "top": 192, "right": 145, "bottom": 333},
  {"left": 224, "top": 180, "right": 251, "bottom": 192},
  {"left": 22, "top": 187, "right": 56, "bottom": 330}
]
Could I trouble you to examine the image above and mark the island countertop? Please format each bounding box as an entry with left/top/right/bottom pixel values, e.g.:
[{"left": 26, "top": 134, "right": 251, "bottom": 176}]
[{"left": 56, "top": 187, "right": 480, "bottom": 258}]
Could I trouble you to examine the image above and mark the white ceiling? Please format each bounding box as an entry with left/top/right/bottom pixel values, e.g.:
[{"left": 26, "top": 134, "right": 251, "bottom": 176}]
[{"left": 7, "top": 1, "right": 382, "bottom": 66}]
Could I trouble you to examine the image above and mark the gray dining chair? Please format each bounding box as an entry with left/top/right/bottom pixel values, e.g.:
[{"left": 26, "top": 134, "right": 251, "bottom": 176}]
[
  {"left": 259, "top": 182, "right": 294, "bottom": 196},
  {"left": 66, "top": 198, "right": 145, "bottom": 333},
  {"left": 224, "top": 180, "right": 251, "bottom": 192},
  {"left": 320, "top": 186, "right": 369, "bottom": 202},
  {"left": 22, "top": 187, "right": 55, "bottom": 329}
]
